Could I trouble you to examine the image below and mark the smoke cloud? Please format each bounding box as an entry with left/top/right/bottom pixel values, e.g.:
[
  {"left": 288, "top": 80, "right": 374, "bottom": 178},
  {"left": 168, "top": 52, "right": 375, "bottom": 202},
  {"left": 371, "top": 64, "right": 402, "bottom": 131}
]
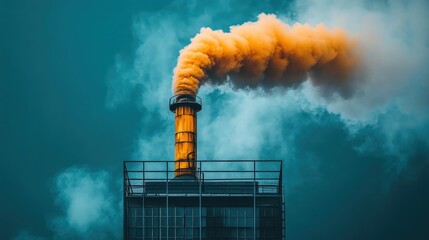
[
  {"left": 173, "top": 13, "right": 359, "bottom": 97},
  {"left": 50, "top": 167, "right": 121, "bottom": 240}
]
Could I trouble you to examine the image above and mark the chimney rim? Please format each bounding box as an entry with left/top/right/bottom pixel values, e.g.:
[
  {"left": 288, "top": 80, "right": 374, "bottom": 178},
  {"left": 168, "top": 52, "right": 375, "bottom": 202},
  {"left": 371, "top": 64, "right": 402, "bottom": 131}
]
[{"left": 169, "top": 94, "right": 202, "bottom": 112}]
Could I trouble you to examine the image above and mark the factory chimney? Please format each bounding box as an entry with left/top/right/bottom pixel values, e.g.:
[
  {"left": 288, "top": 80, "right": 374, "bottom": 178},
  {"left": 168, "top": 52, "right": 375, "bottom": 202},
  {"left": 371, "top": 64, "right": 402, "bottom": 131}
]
[{"left": 169, "top": 94, "right": 202, "bottom": 179}]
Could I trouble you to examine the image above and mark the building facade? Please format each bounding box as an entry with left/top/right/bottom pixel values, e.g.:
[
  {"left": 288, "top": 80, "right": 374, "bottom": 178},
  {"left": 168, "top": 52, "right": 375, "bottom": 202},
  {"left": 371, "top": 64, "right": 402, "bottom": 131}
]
[{"left": 124, "top": 160, "right": 285, "bottom": 240}]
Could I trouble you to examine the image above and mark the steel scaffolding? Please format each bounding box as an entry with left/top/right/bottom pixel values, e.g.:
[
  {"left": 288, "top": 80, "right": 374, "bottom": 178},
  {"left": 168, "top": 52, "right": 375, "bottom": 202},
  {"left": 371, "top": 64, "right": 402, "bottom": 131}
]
[{"left": 124, "top": 160, "right": 285, "bottom": 240}]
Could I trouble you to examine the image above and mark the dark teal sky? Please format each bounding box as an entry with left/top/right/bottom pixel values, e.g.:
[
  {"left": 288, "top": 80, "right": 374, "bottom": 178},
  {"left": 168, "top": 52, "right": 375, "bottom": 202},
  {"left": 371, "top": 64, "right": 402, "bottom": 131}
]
[{"left": 1, "top": 0, "right": 429, "bottom": 239}]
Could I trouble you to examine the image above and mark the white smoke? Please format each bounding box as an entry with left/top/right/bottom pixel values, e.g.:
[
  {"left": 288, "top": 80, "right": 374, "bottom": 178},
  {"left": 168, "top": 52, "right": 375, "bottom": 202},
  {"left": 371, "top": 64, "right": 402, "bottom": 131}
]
[{"left": 50, "top": 167, "right": 121, "bottom": 240}]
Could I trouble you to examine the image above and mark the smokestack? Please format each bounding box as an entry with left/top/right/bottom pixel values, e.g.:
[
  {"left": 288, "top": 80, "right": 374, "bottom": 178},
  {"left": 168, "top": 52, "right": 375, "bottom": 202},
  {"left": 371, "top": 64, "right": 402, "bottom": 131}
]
[{"left": 169, "top": 94, "right": 202, "bottom": 178}]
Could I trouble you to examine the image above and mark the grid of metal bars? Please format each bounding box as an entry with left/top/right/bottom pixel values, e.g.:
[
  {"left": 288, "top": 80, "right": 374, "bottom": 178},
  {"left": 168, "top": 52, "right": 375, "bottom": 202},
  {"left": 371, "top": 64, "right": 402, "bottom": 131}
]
[{"left": 124, "top": 160, "right": 285, "bottom": 240}]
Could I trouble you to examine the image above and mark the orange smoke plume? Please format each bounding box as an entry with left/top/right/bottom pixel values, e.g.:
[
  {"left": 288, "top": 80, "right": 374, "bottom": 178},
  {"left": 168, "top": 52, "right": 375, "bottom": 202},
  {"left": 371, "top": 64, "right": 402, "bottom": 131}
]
[{"left": 173, "top": 14, "right": 358, "bottom": 96}]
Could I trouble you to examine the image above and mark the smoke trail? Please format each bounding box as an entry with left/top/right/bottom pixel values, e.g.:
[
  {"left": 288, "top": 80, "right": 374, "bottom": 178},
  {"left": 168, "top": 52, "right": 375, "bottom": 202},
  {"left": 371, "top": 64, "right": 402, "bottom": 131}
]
[
  {"left": 173, "top": 13, "right": 359, "bottom": 96},
  {"left": 51, "top": 167, "right": 121, "bottom": 239}
]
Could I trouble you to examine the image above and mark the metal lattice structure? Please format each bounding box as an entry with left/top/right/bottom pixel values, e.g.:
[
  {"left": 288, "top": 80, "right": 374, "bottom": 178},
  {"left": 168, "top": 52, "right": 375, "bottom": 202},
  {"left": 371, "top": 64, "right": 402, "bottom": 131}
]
[{"left": 124, "top": 160, "right": 285, "bottom": 240}]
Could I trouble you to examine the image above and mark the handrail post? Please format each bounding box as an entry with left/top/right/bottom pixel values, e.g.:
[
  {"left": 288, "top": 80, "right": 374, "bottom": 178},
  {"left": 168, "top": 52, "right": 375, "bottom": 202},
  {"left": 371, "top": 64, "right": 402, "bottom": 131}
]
[
  {"left": 142, "top": 161, "right": 145, "bottom": 239},
  {"left": 166, "top": 161, "right": 169, "bottom": 238},
  {"left": 199, "top": 160, "right": 202, "bottom": 240},
  {"left": 253, "top": 160, "right": 256, "bottom": 240},
  {"left": 123, "top": 161, "right": 126, "bottom": 240},
  {"left": 278, "top": 161, "right": 283, "bottom": 194}
]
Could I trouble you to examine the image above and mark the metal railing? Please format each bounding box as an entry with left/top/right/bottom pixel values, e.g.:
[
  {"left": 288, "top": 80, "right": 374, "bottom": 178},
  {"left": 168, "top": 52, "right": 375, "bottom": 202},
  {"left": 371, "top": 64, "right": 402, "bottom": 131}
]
[{"left": 124, "top": 160, "right": 283, "bottom": 197}]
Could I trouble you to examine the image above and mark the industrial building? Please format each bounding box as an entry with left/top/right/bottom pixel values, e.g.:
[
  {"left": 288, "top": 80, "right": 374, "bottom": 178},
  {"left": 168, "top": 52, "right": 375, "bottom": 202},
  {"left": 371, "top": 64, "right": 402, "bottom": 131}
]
[{"left": 123, "top": 95, "right": 285, "bottom": 239}]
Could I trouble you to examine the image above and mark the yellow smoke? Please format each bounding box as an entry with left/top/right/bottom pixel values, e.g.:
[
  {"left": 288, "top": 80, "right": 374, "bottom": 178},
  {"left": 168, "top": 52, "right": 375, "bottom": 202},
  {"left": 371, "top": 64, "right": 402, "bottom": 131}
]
[{"left": 173, "top": 14, "right": 358, "bottom": 96}]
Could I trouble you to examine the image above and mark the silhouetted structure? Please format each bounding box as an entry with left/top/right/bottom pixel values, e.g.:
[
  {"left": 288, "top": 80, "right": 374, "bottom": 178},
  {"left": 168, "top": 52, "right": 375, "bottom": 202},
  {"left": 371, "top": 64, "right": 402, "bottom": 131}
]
[{"left": 123, "top": 160, "right": 285, "bottom": 239}]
